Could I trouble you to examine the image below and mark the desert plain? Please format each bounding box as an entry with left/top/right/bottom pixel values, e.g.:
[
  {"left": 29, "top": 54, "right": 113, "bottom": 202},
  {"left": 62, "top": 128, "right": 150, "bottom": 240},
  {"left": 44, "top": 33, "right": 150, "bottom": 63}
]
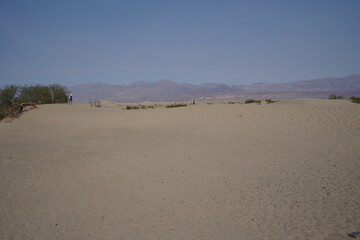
[{"left": 0, "top": 98, "right": 359, "bottom": 240}]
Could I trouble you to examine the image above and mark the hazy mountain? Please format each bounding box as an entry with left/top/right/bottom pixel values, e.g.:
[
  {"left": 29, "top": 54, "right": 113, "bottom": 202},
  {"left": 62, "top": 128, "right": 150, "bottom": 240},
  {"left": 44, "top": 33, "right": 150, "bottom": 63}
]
[
  {"left": 70, "top": 75, "right": 360, "bottom": 103},
  {"left": 243, "top": 74, "right": 360, "bottom": 92}
]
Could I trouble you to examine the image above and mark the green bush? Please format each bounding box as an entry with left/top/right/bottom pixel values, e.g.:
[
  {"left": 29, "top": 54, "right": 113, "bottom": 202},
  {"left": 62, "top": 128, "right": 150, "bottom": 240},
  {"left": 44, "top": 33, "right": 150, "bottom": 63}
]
[
  {"left": 244, "top": 99, "right": 256, "bottom": 104},
  {"left": 350, "top": 96, "right": 360, "bottom": 103},
  {"left": 125, "top": 104, "right": 155, "bottom": 110},
  {"left": 0, "top": 84, "right": 69, "bottom": 121},
  {"left": 16, "top": 84, "right": 69, "bottom": 104},
  {"left": 18, "top": 85, "right": 48, "bottom": 103},
  {"left": 126, "top": 105, "right": 140, "bottom": 110},
  {"left": 0, "top": 85, "right": 18, "bottom": 109},
  {"left": 266, "top": 99, "right": 275, "bottom": 103},
  {"left": 0, "top": 85, "right": 20, "bottom": 120},
  {"left": 328, "top": 94, "right": 343, "bottom": 100},
  {"left": 165, "top": 103, "right": 188, "bottom": 108},
  {"left": 0, "top": 106, "right": 5, "bottom": 120},
  {"left": 48, "top": 84, "right": 69, "bottom": 103},
  {"left": 0, "top": 108, "right": 5, "bottom": 120}
]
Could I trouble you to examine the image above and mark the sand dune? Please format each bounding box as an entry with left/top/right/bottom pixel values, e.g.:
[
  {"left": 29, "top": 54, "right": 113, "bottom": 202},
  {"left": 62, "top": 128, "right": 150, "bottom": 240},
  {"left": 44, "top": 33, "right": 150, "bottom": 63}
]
[{"left": 1, "top": 99, "right": 359, "bottom": 240}]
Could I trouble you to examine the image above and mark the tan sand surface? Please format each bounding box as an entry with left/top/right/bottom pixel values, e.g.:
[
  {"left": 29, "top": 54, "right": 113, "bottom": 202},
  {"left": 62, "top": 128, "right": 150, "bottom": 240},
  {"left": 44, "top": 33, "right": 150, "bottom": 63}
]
[{"left": 0, "top": 99, "right": 359, "bottom": 240}]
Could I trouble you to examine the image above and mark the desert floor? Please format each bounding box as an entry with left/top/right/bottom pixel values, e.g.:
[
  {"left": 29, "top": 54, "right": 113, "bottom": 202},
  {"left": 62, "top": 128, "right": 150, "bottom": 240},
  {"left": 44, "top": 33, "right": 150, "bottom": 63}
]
[{"left": 1, "top": 99, "right": 359, "bottom": 240}]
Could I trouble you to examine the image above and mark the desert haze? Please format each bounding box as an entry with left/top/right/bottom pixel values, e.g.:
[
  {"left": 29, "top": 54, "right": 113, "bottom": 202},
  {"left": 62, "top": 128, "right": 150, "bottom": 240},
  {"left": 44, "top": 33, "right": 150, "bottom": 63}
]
[
  {"left": 0, "top": 99, "right": 360, "bottom": 240},
  {"left": 70, "top": 74, "right": 360, "bottom": 103}
]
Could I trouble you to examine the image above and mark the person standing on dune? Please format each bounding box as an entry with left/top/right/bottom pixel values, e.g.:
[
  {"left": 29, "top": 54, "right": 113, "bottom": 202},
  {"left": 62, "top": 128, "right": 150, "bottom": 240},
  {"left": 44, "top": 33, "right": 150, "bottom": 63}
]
[{"left": 69, "top": 93, "right": 73, "bottom": 105}]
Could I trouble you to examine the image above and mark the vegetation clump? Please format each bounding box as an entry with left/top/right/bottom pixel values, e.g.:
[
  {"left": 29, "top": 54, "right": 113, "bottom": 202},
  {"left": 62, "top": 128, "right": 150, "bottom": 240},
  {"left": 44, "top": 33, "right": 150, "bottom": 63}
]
[
  {"left": 328, "top": 94, "right": 343, "bottom": 99},
  {"left": 18, "top": 84, "right": 69, "bottom": 104},
  {"left": 244, "top": 99, "right": 256, "bottom": 104},
  {"left": 266, "top": 99, "right": 275, "bottom": 103},
  {"left": 165, "top": 103, "right": 188, "bottom": 108},
  {"left": 3, "top": 103, "right": 23, "bottom": 119},
  {"left": 0, "top": 84, "right": 69, "bottom": 121},
  {"left": 126, "top": 105, "right": 140, "bottom": 110},
  {"left": 350, "top": 96, "right": 360, "bottom": 103},
  {"left": 223, "top": 101, "right": 242, "bottom": 104},
  {"left": 125, "top": 104, "right": 155, "bottom": 110}
]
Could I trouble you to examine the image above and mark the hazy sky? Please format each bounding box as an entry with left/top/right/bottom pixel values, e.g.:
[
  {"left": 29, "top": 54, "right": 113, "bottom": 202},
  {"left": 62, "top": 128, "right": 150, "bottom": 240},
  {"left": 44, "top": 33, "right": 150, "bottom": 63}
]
[{"left": 1, "top": 0, "right": 359, "bottom": 87}]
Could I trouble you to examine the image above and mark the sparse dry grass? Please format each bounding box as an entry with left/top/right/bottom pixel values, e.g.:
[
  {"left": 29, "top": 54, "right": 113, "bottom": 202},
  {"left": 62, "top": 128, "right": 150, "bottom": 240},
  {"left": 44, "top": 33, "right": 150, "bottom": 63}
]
[{"left": 165, "top": 103, "right": 188, "bottom": 108}]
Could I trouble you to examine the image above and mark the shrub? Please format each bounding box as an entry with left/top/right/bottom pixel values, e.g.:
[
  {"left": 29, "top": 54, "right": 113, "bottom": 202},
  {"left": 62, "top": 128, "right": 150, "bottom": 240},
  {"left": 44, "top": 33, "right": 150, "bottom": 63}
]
[
  {"left": 126, "top": 105, "right": 140, "bottom": 110},
  {"left": 16, "top": 84, "right": 69, "bottom": 104},
  {"left": 223, "top": 101, "right": 241, "bottom": 104},
  {"left": 350, "top": 96, "right": 360, "bottom": 103},
  {"left": 20, "top": 85, "right": 50, "bottom": 103},
  {"left": 0, "top": 85, "right": 18, "bottom": 109},
  {"left": 48, "top": 84, "right": 69, "bottom": 103},
  {"left": 244, "top": 99, "right": 256, "bottom": 104},
  {"left": 125, "top": 105, "right": 155, "bottom": 110},
  {"left": 0, "top": 86, "right": 18, "bottom": 121},
  {"left": 0, "top": 84, "right": 68, "bottom": 121},
  {"left": 266, "top": 99, "right": 275, "bottom": 103},
  {"left": 1, "top": 103, "right": 34, "bottom": 120},
  {"left": 4, "top": 103, "right": 22, "bottom": 119},
  {"left": 1, "top": 84, "right": 69, "bottom": 107},
  {"left": 328, "top": 94, "right": 343, "bottom": 100},
  {"left": 165, "top": 103, "right": 188, "bottom": 108},
  {"left": 0, "top": 107, "right": 4, "bottom": 120}
]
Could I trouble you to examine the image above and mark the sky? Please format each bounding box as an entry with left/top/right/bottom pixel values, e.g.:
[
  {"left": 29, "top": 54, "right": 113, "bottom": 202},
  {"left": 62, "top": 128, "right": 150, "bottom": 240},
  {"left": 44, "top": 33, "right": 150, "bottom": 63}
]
[{"left": 1, "top": 0, "right": 359, "bottom": 87}]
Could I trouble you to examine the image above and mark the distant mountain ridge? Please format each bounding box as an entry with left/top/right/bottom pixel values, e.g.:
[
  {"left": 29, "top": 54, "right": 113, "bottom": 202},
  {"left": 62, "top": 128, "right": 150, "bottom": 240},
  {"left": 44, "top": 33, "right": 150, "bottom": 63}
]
[{"left": 70, "top": 74, "right": 360, "bottom": 103}]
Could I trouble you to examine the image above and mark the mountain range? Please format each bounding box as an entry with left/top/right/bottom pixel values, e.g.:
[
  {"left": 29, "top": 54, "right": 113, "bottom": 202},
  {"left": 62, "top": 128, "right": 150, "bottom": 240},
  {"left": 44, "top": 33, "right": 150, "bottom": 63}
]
[{"left": 70, "top": 74, "right": 360, "bottom": 103}]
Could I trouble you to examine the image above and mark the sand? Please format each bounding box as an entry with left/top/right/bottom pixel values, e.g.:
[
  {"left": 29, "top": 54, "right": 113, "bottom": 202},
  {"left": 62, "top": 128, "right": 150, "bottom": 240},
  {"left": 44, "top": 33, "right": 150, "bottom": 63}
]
[{"left": 0, "top": 99, "right": 359, "bottom": 240}]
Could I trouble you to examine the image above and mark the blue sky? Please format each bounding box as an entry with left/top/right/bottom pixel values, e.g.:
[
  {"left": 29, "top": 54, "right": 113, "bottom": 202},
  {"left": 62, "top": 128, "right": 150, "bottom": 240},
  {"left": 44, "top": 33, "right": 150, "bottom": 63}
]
[{"left": 1, "top": 0, "right": 359, "bottom": 87}]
